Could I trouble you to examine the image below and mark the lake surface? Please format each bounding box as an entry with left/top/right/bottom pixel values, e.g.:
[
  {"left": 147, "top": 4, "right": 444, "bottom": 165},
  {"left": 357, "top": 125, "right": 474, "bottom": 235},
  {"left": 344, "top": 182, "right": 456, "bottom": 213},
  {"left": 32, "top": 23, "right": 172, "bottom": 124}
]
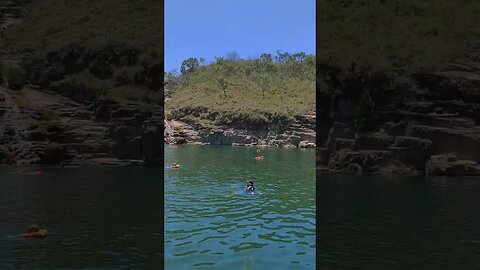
[
  {"left": 318, "top": 173, "right": 480, "bottom": 269},
  {"left": 164, "top": 145, "right": 316, "bottom": 270},
  {"left": 0, "top": 166, "right": 162, "bottom": 269}
]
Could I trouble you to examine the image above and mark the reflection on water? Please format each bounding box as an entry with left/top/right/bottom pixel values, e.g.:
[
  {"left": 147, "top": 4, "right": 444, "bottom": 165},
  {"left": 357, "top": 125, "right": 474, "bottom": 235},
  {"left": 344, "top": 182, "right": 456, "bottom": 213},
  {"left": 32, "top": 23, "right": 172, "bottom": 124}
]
[
  {"left": 0, "top": 167, "right": 162, "bottom": 269},
  {"left": 318, "top": 173, "right": 480, "bottom": 269},
  {"left": 165, "top": 145, "right": 315, "bottom": 270}
]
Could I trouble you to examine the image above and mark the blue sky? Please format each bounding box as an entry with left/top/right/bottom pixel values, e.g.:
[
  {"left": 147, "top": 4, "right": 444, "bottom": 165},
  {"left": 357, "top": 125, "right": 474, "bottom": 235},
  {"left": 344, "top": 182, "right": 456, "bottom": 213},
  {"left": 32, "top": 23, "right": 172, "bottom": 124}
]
[{"left": 165, "top": 0, "right": 315, "bottom": 72}]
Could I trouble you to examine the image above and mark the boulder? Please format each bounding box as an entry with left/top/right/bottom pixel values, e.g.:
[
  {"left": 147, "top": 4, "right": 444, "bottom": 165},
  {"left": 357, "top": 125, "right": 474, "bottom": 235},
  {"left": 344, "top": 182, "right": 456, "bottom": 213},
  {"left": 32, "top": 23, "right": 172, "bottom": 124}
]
[
  {"left": 426, "top": 153, "right": 480, "bottom": 176},
  {"left": 334, "top": 138, "right": 355, "bottom": 151},
  {"left": 292, "top": 131, "right": 316, "bottom": 142},
  {"left": 355, "top": 133, "right": 395, "bottom": 150},
  {"left": 38, "top": 143, "right": 70, "bottom": 163},
  {"left": 268, "top": 139, "right": 285, "bottom": 148},
  {"left": 207, "top": 130, "right": 248, "bottom": 145},
  {"left": 288, "top": 135, "right": 301, "bottom": 146},
  {"left": 384, "top": 121, "right": 407, "bottom": 136},
  {"left": 299, "top": 141, "right": 316, "bottom": 148},
  {"left": 328, "top": 150, "right": 392, "bottom": 174},
  {"left": 408, "top": 125, "right": 480, "bottom": 162},
  {"left": 391, "top": 137, "right": 433, "bottom": 170}
]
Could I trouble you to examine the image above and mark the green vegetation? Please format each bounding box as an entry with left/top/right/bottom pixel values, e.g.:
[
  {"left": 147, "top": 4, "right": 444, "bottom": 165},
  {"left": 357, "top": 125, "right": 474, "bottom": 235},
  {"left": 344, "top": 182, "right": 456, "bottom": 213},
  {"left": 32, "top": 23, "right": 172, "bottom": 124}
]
[
  {"left": 275, "top": 120, "right": 285, "bottom": 134},
  {"left": 0, "top": 61, "right": 25, "bottom": 90},
  {"left": 217, "top": 77, "right": 229, "bottom": 98},
  {"left": 354, "top": 89, "right": 376, "bottom": 132},
  {"left": 166, "top": 51, "right": 315, "bottom": 127},
  {"left": 318, "top": 0, "right": 480, "bottom": 72},
  {"left": 1, "top": 0, "right": 162, "bottom": 54},
  {"left": 0, "top": 0, "right": 163, "bottom": 106}
]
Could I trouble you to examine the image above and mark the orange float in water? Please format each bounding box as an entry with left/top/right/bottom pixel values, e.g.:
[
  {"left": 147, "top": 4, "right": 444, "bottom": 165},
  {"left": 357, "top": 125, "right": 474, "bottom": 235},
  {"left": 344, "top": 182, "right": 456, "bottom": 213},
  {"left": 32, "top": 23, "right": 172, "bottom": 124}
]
[
  {"left": 255, "top": 155, "right": 264, "bottom": 160},
  {"left": 20, "top": 226, "right": 48, "bottom": 239},
  {"left": 170, "top": 163, "right": 180, "bottom": 169}
]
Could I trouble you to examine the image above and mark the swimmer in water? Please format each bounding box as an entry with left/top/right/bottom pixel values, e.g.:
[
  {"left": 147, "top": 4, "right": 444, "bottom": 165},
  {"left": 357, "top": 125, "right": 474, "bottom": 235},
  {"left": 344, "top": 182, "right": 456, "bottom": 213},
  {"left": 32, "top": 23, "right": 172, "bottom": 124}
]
[
  {"left": 245, "top": 180, "right": 255, "bottom": 192},
  {"left": 26, "top": 225, "right": 40, "bottom": 233}
]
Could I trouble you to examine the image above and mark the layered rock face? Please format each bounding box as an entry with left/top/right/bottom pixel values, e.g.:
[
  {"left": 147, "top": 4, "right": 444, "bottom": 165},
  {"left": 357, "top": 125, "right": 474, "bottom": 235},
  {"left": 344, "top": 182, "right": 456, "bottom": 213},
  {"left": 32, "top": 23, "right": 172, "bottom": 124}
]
[
  {"left": 317, "top": 50, "right": 480, "bottom": 176},
  {"left": 0, "top": 88, "right": 163, "bottom": 166},
  {"left": 0, "top": 0, "right": 164, "bottom": 166},
  {"left": 165, "top": 112, "right": 316, "bottom": 148}
]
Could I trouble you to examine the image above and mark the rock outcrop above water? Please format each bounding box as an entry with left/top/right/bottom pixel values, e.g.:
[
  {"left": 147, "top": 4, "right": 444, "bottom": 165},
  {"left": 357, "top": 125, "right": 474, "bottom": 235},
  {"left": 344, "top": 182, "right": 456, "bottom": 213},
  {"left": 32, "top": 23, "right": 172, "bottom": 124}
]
[
  {"left": 0, "top": 88, "right": 163, "bottom": 166},
  {"left": 164, "top": 111, "right": 316, "bottom": 148},
  {"left": 0, "top": 0, "right": 164, "bottom": 166},
  {"left": 317, "top": 49, "right": 480, "bottom": 176}
]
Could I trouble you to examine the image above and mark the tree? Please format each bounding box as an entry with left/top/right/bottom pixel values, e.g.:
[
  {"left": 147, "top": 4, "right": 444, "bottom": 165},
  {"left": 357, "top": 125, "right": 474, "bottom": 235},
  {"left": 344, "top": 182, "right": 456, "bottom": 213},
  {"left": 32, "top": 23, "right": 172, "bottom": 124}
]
[
  {"left": 199, "top": 58, "right": 206, "bottom": 65},
  {"left": 180, "top": 57, "right": 199, "bottom": 75},
  {"left": 275, "top": 120, "right": 285, "bottom": 134},
  {"left": 4, "top": 64, "right": 25, "bottom": 90},
  {"left": 260, "top": 53, "right": 273, "bottom": 62},
  {"left": 292, "top": 52, "right": 306, "bottom": 62},
  {"left": 215, "top": 56, "right": 225, "bottom": 64},
  {"left": 354, "top": 89, "right": 376, "bottom": 132},
  {"left": 253, "top": 73, "right": 271, "bottom": 99},
  {"left": 217, "top": 77, "right": 229, "bottom": 98},
  {"left": 275, "top": 50, "right": 292, "bottom": 63}
]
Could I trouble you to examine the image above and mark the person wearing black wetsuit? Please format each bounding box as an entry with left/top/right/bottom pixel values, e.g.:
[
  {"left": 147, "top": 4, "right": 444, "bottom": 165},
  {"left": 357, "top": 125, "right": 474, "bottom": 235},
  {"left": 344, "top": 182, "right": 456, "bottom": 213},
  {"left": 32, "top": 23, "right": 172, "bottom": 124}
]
[{"left": 245, "top": 180, "right": 255, "bottom": 192}]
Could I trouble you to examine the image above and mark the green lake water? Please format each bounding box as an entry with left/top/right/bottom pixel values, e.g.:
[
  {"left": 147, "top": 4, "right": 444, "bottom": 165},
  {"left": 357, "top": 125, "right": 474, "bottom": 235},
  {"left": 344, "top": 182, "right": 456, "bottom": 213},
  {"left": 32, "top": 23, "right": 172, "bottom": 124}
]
[
  {"left": 0, "top": 166, "right": 162, "bottom": 269},
  {"left": 164, "top": 145, "right": 316, "bottom": 270},
  {"left": 318, "top": 173, "right": 480, "bottom": 269}
]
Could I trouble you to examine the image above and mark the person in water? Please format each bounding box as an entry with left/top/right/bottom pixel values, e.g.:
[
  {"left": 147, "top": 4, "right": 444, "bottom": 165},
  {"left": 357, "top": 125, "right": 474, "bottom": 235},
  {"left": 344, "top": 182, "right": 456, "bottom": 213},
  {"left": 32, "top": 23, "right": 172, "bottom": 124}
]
[
  {"left": 245, "top": 180, "right": 255, "bottom": 192},
  {"left": 27, "top": 225, "right": 40, "bottom": 233}
]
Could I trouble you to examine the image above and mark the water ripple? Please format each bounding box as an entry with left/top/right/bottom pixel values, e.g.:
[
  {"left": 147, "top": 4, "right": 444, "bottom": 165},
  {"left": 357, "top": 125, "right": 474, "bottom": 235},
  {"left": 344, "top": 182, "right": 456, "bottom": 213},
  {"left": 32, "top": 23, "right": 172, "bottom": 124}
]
[{"left": 165, "top": 145, "right": 315, "bottom": 269}]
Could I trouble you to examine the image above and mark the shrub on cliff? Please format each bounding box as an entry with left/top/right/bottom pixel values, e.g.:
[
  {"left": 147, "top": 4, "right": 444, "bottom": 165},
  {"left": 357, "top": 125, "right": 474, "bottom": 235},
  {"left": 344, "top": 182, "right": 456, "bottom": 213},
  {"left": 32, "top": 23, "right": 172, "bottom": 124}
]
[
  {"left": 275, "top": 120, "right": 285, "bottom": 134},
  {"left": 0, "top": 62, "right": 25, "bottom": 90},
  {"left": 354, "top": 89, "right": 376, "bottom": 132}
]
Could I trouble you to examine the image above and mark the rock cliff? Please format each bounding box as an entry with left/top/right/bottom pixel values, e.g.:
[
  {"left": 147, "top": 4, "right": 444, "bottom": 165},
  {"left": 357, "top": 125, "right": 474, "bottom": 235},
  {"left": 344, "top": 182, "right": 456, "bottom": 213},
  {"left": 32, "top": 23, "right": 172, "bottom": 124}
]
[
  {"left": 0, "top": 0, "right": 164, "bottom": 166},
  {"left": 317, "top": 49, "right": 480, "bottom": 176}
]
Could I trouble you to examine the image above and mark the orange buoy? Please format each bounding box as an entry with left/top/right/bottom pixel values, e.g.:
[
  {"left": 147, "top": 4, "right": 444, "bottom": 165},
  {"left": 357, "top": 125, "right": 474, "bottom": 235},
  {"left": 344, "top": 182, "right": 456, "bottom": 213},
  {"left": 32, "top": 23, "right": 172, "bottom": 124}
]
[{"left": 255, "top": 155, "right": 264, "bottom": 160}]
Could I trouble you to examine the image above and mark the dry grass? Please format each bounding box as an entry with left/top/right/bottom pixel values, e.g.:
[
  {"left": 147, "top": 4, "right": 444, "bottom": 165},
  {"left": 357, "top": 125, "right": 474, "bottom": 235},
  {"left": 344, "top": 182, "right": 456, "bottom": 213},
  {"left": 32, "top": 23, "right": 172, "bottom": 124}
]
[
  {"left": 166, "top": 58, "right": 315, "bottom": 122},
  {"left": 318, "top": 0, "right": 480, "bottom": 72},
  {"left": 2, "top": 0, "right": 163, "bottom": 54}
]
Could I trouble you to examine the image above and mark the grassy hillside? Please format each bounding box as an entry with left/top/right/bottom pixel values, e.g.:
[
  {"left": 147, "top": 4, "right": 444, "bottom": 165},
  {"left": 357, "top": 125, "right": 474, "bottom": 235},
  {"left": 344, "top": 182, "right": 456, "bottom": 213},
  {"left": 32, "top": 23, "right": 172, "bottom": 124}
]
[
  {"left": 318, "top": 0, "right": 480, "bottom": 72},
  {"left": 1, "top": 0, "right": 163, "bottom": 105},
  {"left": 2, "top": 0, "right": 162, "bottom": 54},
  {"left": 165, "top": 53, "right": 315, "bottom": 127}
]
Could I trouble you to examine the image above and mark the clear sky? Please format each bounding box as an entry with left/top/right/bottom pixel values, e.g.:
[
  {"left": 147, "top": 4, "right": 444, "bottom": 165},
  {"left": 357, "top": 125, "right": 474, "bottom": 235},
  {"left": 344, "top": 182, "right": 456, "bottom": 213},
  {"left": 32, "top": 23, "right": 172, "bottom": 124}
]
[{"left": 165, "top": 0, "right": 315, "bottom": 72}]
